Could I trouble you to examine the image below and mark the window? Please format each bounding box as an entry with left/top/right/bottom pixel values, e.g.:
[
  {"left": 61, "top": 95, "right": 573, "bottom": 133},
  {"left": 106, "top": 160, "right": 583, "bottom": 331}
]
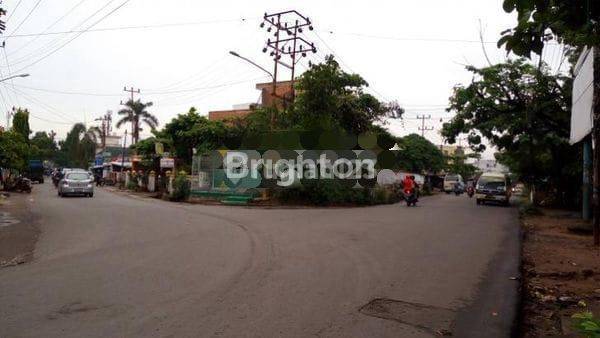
[{"left": 66, "top": 173, "right": 90, "bottom": 180}]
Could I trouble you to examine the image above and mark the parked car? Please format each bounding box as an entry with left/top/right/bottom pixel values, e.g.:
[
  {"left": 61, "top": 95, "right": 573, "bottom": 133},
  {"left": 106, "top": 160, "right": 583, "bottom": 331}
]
[
  {"left": 443, "top": 174, "right": 464, "bottom": 193},
  {"left": 58, "top": 172, "right": 94, "bottom": 197},
  {"left": 475, "top": 172, "right": 511, "bottom": 206}
]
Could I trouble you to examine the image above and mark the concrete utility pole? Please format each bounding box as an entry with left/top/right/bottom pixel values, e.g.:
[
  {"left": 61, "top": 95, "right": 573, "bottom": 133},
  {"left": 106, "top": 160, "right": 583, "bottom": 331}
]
[
  {"left": 260, "top": 10, "right": 317, "bottom": 127},
  {"left": 121, "top": 129, "right": 128, "bottom": 175},
  {"left": 583, "top": 137, "right": 593, "bottom": 221},
  {"left": 94, "top": 110, "right": 112, "bottom": 149},
  {"left": 122, "top": 86, "right": 140, "bottom": 103},
  {"left": 593, "top": 50, "right": 600, "bottom": 245},
  {"left": 417, "top": 114, "right": 433, "bottom": 137},
  {"left": 121, "top": 86, "right": 140, "bottom": 145},
  {"left": 5, "top": 106, "right": 15, "bottom": 129}
]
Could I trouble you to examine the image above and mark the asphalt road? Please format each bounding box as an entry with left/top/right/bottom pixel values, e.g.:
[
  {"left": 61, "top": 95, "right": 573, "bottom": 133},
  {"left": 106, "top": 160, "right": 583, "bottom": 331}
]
[{"left": 0, "top": 183, "right": 519, "bottom": 337}]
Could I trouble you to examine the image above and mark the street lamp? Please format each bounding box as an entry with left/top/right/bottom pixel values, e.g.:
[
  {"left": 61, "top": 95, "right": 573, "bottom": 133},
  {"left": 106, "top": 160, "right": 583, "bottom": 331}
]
[
  {"left": 0, "top": 73, "right": 29, "bottom": 82},
  {"left": 228, "top": 51, "right": 273, "bottom": 80}
]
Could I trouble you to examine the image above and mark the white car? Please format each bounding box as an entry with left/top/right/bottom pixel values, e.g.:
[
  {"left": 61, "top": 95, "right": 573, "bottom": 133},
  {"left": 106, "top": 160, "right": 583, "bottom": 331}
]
[{"left": 58, "top": 172, "right": 94, "bottom": 197}]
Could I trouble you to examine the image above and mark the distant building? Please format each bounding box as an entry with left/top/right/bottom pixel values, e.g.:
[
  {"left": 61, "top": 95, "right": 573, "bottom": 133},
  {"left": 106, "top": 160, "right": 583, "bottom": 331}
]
[
  {"left": 208, "top": 108, "right": 255, "bottom": 122},
  {"left": 440, "top": 145, "right": 465, "bottom": 157},
  {"left": 470, "top": 159, "right": 509, "bottom": 174},
  {"left": 208, "top": 80, "right": 294, "bottom": 122},
  {"left": 95, "top": 134, "right": 126, "bottom": 166},
  {"left": 103, "top": 135, "right": 122, "bottom": 148}
]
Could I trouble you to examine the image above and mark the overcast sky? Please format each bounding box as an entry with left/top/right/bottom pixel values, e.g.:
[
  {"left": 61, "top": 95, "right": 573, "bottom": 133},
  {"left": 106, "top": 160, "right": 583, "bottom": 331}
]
[{"left": 0, "top": 0, "right": 567, "bottom": 157}]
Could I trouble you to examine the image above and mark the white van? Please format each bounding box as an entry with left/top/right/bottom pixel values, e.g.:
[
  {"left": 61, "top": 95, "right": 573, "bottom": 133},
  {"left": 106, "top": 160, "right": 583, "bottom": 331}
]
[
  {"left": 475, "top": 172, "right": 511, "bottom": 205},
  {"left": 443, "top": 174, "right": 464, "bottom": 193}
]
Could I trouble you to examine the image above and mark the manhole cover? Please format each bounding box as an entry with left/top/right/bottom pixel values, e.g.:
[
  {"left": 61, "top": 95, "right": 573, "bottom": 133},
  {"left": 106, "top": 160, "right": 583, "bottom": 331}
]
[
  {"left": 359, "top": 298, "right": 454, "bottom": 335},
  {"left": 0, "top": 212, "right": 20, "bottom": 227}
]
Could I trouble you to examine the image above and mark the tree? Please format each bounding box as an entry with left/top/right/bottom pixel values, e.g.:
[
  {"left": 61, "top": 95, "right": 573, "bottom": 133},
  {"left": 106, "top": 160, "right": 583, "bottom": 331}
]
[
  {"left": 30, "top": 131, "right": 58, "bottom": 160},
  {"left": 498, "top": 0, "right": 599, "bottom": 57},
  {"left": 445, "top": 154, "right": 479, "bottom": 180},
  {"left": 396, "top": 134, "right": 445, "bottom": 173},
  {"left": 116, "top": 99, "right": 158, "bottom": 144},
  {"left": 12, "top": 108, "right": 30, "bottom": 142},
  {"left": 498, "top": 0, "right": 600, "bottom": 244},
  {"left": 58, "top": 123, "right": 99, "bottom": 168},
  {"left": 292, "top": 55, "right": 403, "bottom": 134},
  {"left": 441, "top": 59, "right": 578, "bottom": 205},
  {"left": 0, "top": 130, "right": 29, "bottom": 171},
  {"left": 156, "top": 107, "right": 226, "bottom": 165}
]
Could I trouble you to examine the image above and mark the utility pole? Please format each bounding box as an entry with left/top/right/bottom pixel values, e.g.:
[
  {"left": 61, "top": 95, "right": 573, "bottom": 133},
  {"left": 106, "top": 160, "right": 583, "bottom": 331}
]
[
  {"left": 94, "top": 110, "right": 112, "bottom": 149},
  {"left": 5, "top": 106, "right": 14, "bottom": 129},
  {"left": 592, "top": 50, "right": 600, "bottom": 245},
  {"left": 121, "top": 129, "right": 128, "bottom": 174},
  {"left": 260, "top": 10, "right": 317, "bottom": 127},
  {"left": 417, "top": 114, "right": 433, "bottom": 137},
  {"left": 121, "top": 86, "right": 140, "bottom": 145},
  {"left": 122, "top": 86, "right": 140, "bottom": 103}
]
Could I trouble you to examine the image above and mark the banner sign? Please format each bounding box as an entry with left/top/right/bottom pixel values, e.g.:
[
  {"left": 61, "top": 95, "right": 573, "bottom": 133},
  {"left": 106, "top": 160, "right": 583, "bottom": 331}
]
[{"left": 160, "top": 158, "right": 175, "bottom": 168}]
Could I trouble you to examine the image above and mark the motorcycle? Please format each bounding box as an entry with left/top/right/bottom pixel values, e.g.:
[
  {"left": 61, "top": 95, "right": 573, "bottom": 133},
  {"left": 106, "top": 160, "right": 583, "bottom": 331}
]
[
  {"left": 52, "top": 171, "right": 64, "bottom": 188},
  {"left": 95, "top": 176, "right": 105, "bottom": 187},
  {"left": 453, "top": 183, "right": 463, "bottom": 196},
  {"left": 5, "top": 175, "right": 32, "bottom": 193},
  {"left": 404, "top": 188, "right": 418, "bottom": 207},
  {"left": 467, "top": 186, "right": 475, "bottom": 198}
]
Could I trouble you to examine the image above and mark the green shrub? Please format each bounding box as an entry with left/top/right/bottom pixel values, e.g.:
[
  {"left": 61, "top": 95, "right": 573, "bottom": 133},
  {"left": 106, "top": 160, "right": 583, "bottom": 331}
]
[
  {"left": 275, "top": 180, "right": 399, "bottom": 206},
  {"left": 572, "top": 312, "right": 600, "bottom": 337},
  {"left": 170, "top": 174, "right": 191, "bottom": 202},
  {"left": 126, "top": 179, "right": 138, "bottom": 191}
]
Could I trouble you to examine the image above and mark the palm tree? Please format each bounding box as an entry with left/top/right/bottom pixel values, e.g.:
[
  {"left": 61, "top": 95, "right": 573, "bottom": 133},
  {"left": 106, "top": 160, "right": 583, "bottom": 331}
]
[
  {"left": 60, "top": 123, "right": 100, "bottom": 167},
  {"left": 116, "top": 99, "right": 158, "bottom": 144}
]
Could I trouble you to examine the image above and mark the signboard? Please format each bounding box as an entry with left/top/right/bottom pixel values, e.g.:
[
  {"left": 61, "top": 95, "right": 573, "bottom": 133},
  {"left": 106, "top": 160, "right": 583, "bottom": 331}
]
[
  {"left": 160, "top": 158, "right": 175, "bottom": 168},
  {"left": 198, "top": 172, "right": 210, "bottom": 188},
  {"left": 155, "top": 142, "right": 164, "bottom": 155},
  {"left": 571, "top": 48, "right": 594, "bottom": 144}
]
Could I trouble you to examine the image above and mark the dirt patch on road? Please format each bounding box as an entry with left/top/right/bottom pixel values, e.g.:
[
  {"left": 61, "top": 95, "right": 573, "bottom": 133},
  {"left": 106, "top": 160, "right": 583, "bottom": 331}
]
[
  {"left": 0, "top": 193, "right": 39, "bottom": 268},
  {"left": 359, "top": 298, "right": 454, "bottom": 336},
  {"left": 520, "top": 210, "right": 600, "bottom": 337}
]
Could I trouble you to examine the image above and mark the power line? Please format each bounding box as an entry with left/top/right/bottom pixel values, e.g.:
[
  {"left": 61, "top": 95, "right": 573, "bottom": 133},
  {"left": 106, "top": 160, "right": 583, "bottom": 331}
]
[
  {"left": 2, "top": 48, "right": 20, "bottom": 106},
  {"left": 9, "top": 76, "right": 267, "bottom": 98},
  {"left": 145, "top": 78, "right": 271, "bottom": 95},
  {"left": 153, "top": 76, "right": 268, "bottom": 108},
  {"left": 148, "top": 56, "right": 227, "bottom": 91},
  {"left": 7, "top": 0, "right": 43, "bottom": 36},
  {"left": 4, "top": 84, "right": 77, "bottom": 121},
  {"left": 320, "top": 30, "right": 563, "bottom": 46},
  {"left": 3, "top": 17, "right": 256, "bottom": 39},
  {"left": 28, "top": 112, "right": 73, "bottom": 125},
  {"left": 10, "top": 84, "right": 122, "bottom": 96},
  {"left": 6, "top": 0, "right": 118, "bottom": 66},
  {"left": 13, "top": 0, "right": 131, "bottom": 74},
  {"left": 153, "top": 75, "right": 267, "bottom": 107},
  {"left": 312, "top": 30, "right": 391, "bottom": 102},
  {"left": 5, "top": 86, "right": 77, "bottom": 124},
  {"left": 6, "top": 0, "right": 88, "bottom": 58},
  {"left": 6, "top": 0, "right": 24, "bottom": 22}
]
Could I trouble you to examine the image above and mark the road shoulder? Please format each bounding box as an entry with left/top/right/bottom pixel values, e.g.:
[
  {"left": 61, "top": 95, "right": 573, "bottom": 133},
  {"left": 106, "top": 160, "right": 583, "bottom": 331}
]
[
  {"left": 453, "top": 206, "right": 521, "bottom": 337},
  {"left": 0, "top": 192, "right": 39, "bottom": 268}
]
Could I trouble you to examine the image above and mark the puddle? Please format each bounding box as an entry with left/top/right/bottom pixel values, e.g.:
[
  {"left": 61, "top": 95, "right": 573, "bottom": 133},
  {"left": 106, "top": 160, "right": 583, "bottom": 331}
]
[
  {"left": 0, "top": 211, "right": 20, "bottom": 227},
  {"left": 359, "top": 298, "right": 455, "bottom": 335}
]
